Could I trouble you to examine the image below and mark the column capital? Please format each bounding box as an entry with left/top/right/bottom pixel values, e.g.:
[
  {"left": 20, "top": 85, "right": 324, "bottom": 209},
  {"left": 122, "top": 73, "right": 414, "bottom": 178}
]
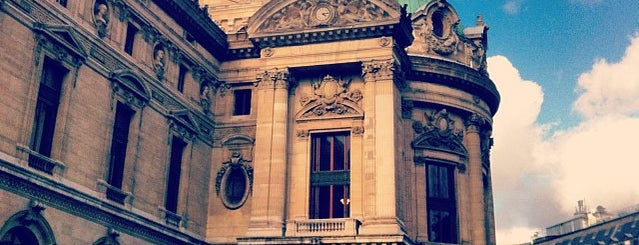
[
  {"left": 255, "top": 68, "right": 291, "bottom": 90},
  {"left": 465, "top": 113, "right": 487, "bottom": 132},
  {"left": 361, "top": 58, "right": 397, "bottom": 81}
]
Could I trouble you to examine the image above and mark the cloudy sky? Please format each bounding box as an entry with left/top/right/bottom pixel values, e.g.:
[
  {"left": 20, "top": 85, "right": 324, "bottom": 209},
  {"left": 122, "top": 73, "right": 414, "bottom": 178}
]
[{"left": 445, "top": 0, "right": 639, "bottom": 243}]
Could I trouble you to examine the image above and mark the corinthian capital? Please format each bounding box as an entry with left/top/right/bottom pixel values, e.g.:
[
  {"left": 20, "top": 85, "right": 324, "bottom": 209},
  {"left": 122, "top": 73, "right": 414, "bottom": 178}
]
[
  {"left": 256, "top": 68, "right": 290, "bottom": 89},
  {"left": 361, "top": 59, "right": 398, "bottom": 81},
  {"left": 465, "top": 113, "right": 487, "bottom": 132}
]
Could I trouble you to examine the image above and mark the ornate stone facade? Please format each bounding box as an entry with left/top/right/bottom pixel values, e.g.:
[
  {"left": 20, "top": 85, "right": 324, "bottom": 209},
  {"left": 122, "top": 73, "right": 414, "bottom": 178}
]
[{"left": 1, "top": 0, "right": 498, "bottom": 244}]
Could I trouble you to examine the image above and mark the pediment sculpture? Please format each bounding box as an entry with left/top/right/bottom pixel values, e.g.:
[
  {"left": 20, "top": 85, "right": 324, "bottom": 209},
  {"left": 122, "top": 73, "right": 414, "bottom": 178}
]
[
  {"left": 412, "top": 109, "right": 467, "bottom": 156},
  {"left": 258, "top": 0, "right": 393, "bottom": 34},
  {"left": 296, "top": 75, "right": 363, "bottom": 120}
]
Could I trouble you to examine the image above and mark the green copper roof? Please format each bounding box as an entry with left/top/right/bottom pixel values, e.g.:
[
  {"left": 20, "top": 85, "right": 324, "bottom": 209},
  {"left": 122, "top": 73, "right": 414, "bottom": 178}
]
[{"left": 397, "top": 0, "right": 434, "bottom": 13}]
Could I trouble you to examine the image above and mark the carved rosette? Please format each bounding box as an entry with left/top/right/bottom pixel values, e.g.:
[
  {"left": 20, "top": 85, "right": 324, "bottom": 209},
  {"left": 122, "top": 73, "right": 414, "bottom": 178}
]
[
  {"left": 412, "top": 109, "right": 467, "bottom": 157},
  {"left": 255, "top": 68, "right": 290, "bottom": 90},
  {"left": 296, "top": 75, "right": 363, "bottom": 120}
]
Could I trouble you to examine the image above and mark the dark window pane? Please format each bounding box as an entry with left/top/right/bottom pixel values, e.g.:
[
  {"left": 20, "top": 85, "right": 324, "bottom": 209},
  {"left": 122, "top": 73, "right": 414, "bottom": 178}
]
[
  {"left": 124, "top": 23, "right": 137, "bottom": 55},
  {"left": 309, "top": 132, "right": 351, "bottom": 219},
  {"left": 178, "top": 65, "right": 187, "bottom": 93},
  {"left": 225, "top": 168, "right": 247, "bottom": 205},
  {"left": 31, "top": 58, "right": 67, "bottom": 157},
  {"left": 233, "top": 89, "right": 252, "bottom": 115},
  {"left": 107, "top": 103, "right": 134, "bottom": 190},
  {"left": 165, "top": 137, "right": 186, "bottom": 212},
  {"left": 427, "top": 163, "right": 457, "bottom": 243}
]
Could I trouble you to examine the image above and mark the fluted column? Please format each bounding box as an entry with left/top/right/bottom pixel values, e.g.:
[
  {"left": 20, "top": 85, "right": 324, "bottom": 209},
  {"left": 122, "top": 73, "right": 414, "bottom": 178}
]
[
  {"left": 359, "top": 59, "right": 404, "bottom": 235},
  {"left": 246, "top": 68, "right": 290, "bottom": 237},
  {"left": 465, "top": 114, "right": 486, "bottom": 245}
]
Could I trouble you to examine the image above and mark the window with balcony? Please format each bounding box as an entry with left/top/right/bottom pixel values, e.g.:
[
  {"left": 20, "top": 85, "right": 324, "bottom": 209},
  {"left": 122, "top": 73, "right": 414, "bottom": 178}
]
[
  {"left": 427, "top": 163, "right": 458, "bottom": 243},
  {"left": 29, "top": 57, "right": 68, "bottom": 173},
  {"left": 124, "top": 23, "right": 138, "bottom": 55},
  {"left": 309, "top": 132, "right": 350, "bottom": 219},
  {"left": 105, "top": 102, "right": 134, "bottom": 203},
  {"left": 233, "top": 89, "right": 252, "bottom": 116}
]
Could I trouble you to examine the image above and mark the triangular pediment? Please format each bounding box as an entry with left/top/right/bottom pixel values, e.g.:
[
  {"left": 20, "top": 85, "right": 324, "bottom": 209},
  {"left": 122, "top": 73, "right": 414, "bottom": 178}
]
[
  {"left": 247, "top": 0, "right": 412, "bottom": 48},
  {"left": 109, "top": 70, "right": 150, "bottom": 101},
  {"left": 33, "top": 23, "right": 88, "bottom": 59},
  {"left": 170, "top": 110, "right": 199, "bottom": 133}
]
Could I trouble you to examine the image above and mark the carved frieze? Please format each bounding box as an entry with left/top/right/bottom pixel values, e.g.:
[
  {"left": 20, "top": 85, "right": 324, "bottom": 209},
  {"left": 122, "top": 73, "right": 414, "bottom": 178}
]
[
  {"left": 296, "top": 75, "right": 363, "bottom": 120},
  {"left": 258, "top": 0, "right": 393, "bottom": 34},
  {"left": 412, "top": 109, "right": 467, "bottom": 156}
]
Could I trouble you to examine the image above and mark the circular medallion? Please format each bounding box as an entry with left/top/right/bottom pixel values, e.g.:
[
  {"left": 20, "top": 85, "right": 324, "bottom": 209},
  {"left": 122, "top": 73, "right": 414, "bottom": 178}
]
[{"left": 311, "top": 4, "right": 335, "bottom": 25}]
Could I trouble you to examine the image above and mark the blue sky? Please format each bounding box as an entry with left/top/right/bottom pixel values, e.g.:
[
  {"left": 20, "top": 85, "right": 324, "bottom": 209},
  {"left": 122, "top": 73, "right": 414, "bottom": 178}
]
[
  {"left": 442, "top": 0, "right": 639, "bottom": 243},
  {"left": 451, "top": 0, "right": 639, "bottom": 128}
]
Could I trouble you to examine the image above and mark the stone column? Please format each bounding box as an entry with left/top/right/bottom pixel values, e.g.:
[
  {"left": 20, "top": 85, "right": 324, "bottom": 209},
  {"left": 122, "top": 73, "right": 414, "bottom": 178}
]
[
  {"left": 465, "top": 114, "right": 486, "bottom": 245},
  {"left": 359, "top": 59, "right": 404, "bottom": 235},
  {"left": 246, "top": 68, "right": 290, "bottom": 237}
]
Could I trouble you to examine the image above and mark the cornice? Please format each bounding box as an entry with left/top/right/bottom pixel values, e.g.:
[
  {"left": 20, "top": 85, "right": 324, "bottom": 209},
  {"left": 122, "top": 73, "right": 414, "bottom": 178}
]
[
  {"left": 154, "top": 0, "right": 228, "bottom": 61},
  {"left": 0, "top": 158, "right": 207, "bottom": 245},
  {"left": 408, "top": 56, "right": 500, "bottom": 116}
]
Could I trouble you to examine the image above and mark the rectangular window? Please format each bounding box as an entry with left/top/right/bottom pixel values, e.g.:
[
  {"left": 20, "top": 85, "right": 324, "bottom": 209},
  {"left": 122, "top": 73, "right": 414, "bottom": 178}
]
[
  {"left": 56, "top": 0, "right": 68, "bottom": 7},
  {"left": 233, "top": 89, "right": 252, "bottom": 116},
  {"left": 106, "top": 102, "right": 134, "bottom": 189},
  {"left": 427, "top": 163, "right": 458, "bottom": 243},
  {"left": 30, "top": 57, "right": 67, "bottom": 158},
  {"left": 177, "top": 64, "right": 188, "bottom": 93},
  {"left": 165, "top": 136, "right": 186, "bottom": 213},
  {"left": 309, "top": 132, "right": 350, "bottom": 219},
  {"left": 124, "top": 23, "right": 138, "bottom": 55}
]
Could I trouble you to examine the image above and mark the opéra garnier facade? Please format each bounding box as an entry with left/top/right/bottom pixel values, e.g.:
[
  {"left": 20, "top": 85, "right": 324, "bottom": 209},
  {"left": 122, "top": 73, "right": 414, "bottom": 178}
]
[{"left": 0, "top": 0, "right": 498, "bottom": 244}]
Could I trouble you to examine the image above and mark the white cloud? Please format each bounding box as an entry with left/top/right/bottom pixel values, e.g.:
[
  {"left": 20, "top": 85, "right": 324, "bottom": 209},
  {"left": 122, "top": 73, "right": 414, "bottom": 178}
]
[
  {"left": 502, "top": 0, "right": 524, "bottom": 15},
  {"left": 488, "top": 34, "right": 639, "bottom": 244},
  {"left": 573, "top": 33, "right": 639, "bottom": 118}
]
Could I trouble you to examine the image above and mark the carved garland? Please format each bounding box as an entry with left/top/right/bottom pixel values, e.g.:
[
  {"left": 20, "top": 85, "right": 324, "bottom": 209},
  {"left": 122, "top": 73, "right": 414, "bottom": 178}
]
[
  {"left": 297, "top": 75, "right": 363, "bottom": 120},
  {"left": 412, "top": 109, "right": 467, "bottom": 157}
]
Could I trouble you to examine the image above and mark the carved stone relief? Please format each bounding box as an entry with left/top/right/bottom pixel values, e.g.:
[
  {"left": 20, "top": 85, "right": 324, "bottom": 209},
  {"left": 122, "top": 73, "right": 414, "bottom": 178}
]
[
  {"left": 412, "top": 109, "right": 467, "bottom": 156},
  {"left": 258, "top": 0, "right": 393, "bottom": 34},
  {"left": 256, "top": 68, "right": 290, "bottom": 89},
  {"left": 94, "top": 1, "right": 110, "bottom": 38},
  {"left": 215, "top": 152, "right": 253, "bottom": 210},
  {"left": 296, "top": 75, "right": 363, "bottom": 119}
]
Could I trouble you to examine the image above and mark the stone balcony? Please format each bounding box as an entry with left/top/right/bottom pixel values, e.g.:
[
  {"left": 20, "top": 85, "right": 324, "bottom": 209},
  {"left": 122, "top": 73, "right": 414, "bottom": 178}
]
[{"left": 287, "top": 218, "right": 361, "bottom": 237}]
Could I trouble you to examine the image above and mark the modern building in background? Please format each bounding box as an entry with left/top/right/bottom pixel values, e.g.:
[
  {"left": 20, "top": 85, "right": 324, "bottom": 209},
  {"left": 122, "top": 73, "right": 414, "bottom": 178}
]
[
  {"left": 0, "top": 0, "right": 499, "bottom": 244},
  {"left": 533, "top": 202, "right": 639, "bottom": 245}
]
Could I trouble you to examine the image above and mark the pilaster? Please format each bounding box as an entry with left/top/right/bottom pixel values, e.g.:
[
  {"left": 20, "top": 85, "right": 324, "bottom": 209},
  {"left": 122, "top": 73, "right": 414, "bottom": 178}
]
[
  {"left": 358, "top": 59, "right": 405, "bottom": 236},
  {"left": 465, "top": 114, "right": 487, "bottom": 245},
  {"left": 245, "top": 68, "right": 291, "bottom": 237}
]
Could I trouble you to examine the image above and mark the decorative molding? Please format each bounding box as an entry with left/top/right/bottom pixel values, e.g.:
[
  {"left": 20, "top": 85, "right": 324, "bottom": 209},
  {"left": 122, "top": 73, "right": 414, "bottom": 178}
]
[
  {"left": 215, "top": 152, "right": 253, "bottom": 210},
  {"left": 412, "top": 109, "right": 467, "bottom": 157},
  {"left": 351, "top": 126, "right": 365, "bottom": 136},
  {"left": 256, "top": 0, "right": 394, "bottom": 34},
  {"left": 168, "top": 110, "right": 200, "bottom": 141},
  {"left": 296, "top": 129, "right": 309, "bottom": 139},
  {"left": 0, "top": 164, "right": 205, "bottom": 244},
  {"left": 296, "top": 75, "right": 363, "bottom": 120},
  {"left": 255, "top": 68, "right": 291, "bottom": 90},
  {"left": 361, "top": 59, "right": 396, "bottom": 81}
]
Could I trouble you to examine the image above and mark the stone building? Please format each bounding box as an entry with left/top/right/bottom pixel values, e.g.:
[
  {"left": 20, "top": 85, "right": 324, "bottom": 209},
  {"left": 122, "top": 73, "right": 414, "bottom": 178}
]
[{"left": 0, "top": 0, "right": 499, "bottom": 244}]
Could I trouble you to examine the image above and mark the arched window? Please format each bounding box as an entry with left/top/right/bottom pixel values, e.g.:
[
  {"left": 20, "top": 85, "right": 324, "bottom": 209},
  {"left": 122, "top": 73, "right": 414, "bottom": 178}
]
[
  {"left": 0, "top": 226, "right": 39, "bottom": 245},
  {"left": 432, "top": 11, "right": 445, "bottom": 38}
]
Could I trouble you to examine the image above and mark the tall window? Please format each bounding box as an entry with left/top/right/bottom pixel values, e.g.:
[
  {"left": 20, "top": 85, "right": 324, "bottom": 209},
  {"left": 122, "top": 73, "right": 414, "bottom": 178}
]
[
  {"left": 177, "top": 65, "right": 188, "bottom": 93},
  {"left": 427, "top": 163, "right": 458, "bottom": 243},
  {"left": 309, "top": 132, "right": 350, "bottom": 219},
  {"left": 106, "top": 102, "right": 134, "bottom": 200},
  {"left": 56, "top": 0, "right": 68, "bottom": 7},
  {"left": 165, "top": 136, "right": 186, "bottom": 213},
  {"left": 233, "top": 89, "right": 252, "bottom": 116},
  {"left": 30, "top": 57, "right": 67, "bottom": 158},
  {"left": 124, "top": 23, "right": 138, "bottom": 55}
]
